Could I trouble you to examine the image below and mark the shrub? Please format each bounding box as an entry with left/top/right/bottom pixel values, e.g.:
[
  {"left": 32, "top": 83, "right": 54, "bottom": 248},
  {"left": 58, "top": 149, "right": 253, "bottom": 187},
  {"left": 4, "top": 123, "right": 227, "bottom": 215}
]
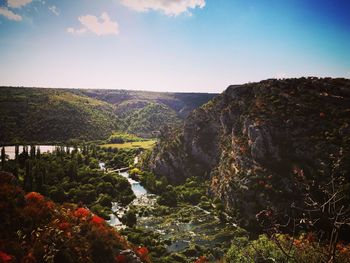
[{"left": 121, "top": 210, "right": 137, "bottom": 227}]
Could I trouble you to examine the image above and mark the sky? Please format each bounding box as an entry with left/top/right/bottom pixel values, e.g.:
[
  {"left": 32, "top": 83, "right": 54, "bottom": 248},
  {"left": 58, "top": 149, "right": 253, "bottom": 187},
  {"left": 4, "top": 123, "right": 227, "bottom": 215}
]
[{"left": 0, "top": 0, "right": 349, "bottom": 93}]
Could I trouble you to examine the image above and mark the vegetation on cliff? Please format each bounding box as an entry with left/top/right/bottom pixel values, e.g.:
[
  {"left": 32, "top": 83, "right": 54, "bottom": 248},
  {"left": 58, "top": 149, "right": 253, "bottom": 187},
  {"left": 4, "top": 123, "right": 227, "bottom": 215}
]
[{"left": 147, "top": 77, "right": 350, "bottom": 262}]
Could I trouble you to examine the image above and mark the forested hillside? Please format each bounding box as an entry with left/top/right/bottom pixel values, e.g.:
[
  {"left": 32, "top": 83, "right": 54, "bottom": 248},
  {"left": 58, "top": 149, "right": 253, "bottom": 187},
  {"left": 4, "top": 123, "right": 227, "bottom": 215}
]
[
  {"left": 81, "top": 89, "right": 217, "bottom": 137},
  {"left": 80, "top": 89, "right": 216, "bottom": 119},
  {"left": 0, "top": 88, "right": 120, "bottom": 144},
  {"left": 0, "top": 87, "right": 216, "bottom": 144}
]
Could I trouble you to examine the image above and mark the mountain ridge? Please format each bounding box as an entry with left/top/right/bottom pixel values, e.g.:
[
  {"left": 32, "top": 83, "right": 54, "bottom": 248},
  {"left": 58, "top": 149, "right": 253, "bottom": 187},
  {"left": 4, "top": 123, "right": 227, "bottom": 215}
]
[
  {"left": 147, "top": 77, "right": 350, "bottom": 227},
  {"left": 0, "top": 87, "right": 216, "bottom": 144}
]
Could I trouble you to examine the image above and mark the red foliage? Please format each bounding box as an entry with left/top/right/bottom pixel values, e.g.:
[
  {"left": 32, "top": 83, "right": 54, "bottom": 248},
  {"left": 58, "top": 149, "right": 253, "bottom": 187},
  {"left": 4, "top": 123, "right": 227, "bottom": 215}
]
[
  {"left": 306, "top": 233, "right": 315, "bottom": 242},
  {"left": 293, "top": 239, "right": 302, "bottom": 247},
  {"left": 0, "top": 183, "right": 24, "bottom": 218},
  {"left": 58, "top": 221, "right": 71, "bottom": 231},
  {"left": 336, "top": 243, "right": 350, "bottom": 255},
  {"left": 195, "top": 256, "right": 208, "bottom": 263},
  {"left": 22, "top": 195, "right": 52, "bottom": 222},
  {"left": 292, "top": 166, "right": 305, "bottom": 179},
  {"left": 25, "top": 192, "right": 44, "bottom": 203},
  {"left": 91, "top": 215, "right": 105, "bottom": 225},
  {"left": 0, "top": 251, "right": 13, "bottom": 263},
  {"left": 74, "top": 207, "right": 90, "bottom": 218},
  {"left": 45, "top": 201, "right": 55, "bottom": 210},
  {"left": 115, "top": 255, "right": 127, "bottom": 263},
  {"left": 21, "top": 252, "right": 36, "bottom": 263},
  {"left": 136, "top": 247, "right": 149, "bottom": 259},
  {"left": 258, "top": 180, "right": 265, "bottom": 186}
]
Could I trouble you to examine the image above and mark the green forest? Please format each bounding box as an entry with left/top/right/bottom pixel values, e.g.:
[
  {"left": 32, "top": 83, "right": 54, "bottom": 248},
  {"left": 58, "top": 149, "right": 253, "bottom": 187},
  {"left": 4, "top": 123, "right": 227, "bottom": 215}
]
[{"left": 0, "top": 87, "right": 216, "bottom": 144}]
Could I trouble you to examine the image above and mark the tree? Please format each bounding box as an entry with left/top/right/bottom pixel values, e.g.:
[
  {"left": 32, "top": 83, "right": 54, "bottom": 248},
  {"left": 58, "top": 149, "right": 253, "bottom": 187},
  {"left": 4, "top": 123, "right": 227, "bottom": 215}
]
[
  {"left": 24, "top": 160, "right": 33, "bottom": 192},
  {"left": 33, "top": 161, "right": 45, "bottom": 192},
  {"left": 121, "top": 210, "right": 137, "bottom": 227},
  {"left": 158, "top": 187, "right": 178, "bottom": 207},
  {"left": 15, "top": 145, "right": 19, "bottom": 161},
  {"left": 36, "top": 147, "right": 41, "bottom": 159},
  {"left": 1, "top": 147, "right": 5, "bottom": 170},
  {"left": 30, "top": 145, "right": 36, "bottom": 159},
  {"left": 66, "top": 160, "right": 78, "bottom": 180}
]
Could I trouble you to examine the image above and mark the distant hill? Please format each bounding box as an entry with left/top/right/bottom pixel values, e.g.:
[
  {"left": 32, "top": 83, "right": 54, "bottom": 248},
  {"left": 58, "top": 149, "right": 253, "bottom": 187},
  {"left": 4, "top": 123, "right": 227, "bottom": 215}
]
[
  {"left": 0, "top": 87, "right": 121, "bottom": 144},
  {"left": 0, "top": 87, "right": 216, "bottom": 144},
  {"left": 125, "top": 103, "right": 181, "bottom": 138},
  {"left": 79, "top": 89, "right": 217, "bottom": 119}
]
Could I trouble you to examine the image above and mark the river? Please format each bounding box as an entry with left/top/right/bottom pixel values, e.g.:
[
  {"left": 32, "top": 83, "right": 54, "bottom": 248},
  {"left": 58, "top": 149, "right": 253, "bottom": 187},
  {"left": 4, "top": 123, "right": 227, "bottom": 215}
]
[
  {"left": 104, "top": 165, "right": 155, "bottom": 228},
  {"left": 2, "top": 145, "right": 74, "bottom": 160},
  {"left": 102, "top": 162, "right": 236, "bottom": 255}
]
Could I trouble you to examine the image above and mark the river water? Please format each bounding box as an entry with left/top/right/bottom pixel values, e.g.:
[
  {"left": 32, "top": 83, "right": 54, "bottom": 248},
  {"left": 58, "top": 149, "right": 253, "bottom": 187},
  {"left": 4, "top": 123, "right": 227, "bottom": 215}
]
[
  {"left": 102, "top": 163, "right": 236, "bottom": 255},
  {"left": 2, "top": 145, "right": 74, "bottom": 160},
  {"left": 120, "top": 171, "right": 147, "bottom": 198},
  {"left": 106, "top": 167, "right": 155, "bottom": 228}
]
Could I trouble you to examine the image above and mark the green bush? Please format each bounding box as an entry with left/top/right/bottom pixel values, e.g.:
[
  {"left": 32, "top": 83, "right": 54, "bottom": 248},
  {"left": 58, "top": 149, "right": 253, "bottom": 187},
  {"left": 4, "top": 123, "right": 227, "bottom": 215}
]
[
  {"left": 121, "top": 210, "right": 137, "bottom": 227},
  {"left": 225, "top": 235, "right": 286, "bottom": 263}
]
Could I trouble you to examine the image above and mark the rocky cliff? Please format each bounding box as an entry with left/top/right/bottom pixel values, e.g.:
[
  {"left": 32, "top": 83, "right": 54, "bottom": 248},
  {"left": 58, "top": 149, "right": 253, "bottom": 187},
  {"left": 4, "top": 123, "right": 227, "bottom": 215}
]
[{"left": 148, "top": 78, "right": 350, "bottom": 227}]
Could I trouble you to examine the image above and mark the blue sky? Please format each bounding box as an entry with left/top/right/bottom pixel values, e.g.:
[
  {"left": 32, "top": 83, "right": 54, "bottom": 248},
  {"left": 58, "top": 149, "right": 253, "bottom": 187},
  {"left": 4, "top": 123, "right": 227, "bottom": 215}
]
[{"left": 0, "top": 0, "right": 349, "bottom": 92}]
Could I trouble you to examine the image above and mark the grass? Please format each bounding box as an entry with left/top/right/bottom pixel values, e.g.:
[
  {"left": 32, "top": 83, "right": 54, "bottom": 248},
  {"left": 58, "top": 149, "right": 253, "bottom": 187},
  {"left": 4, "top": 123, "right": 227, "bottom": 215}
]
[{"left": 100, "top": 140, "right": 156, "bottom": 149}]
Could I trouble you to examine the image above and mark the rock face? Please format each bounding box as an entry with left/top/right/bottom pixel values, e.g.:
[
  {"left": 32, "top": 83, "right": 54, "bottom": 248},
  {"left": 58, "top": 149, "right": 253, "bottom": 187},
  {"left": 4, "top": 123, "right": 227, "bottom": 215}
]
[{"left": 148, "top": 78, "right": 350, "bottom": 227}]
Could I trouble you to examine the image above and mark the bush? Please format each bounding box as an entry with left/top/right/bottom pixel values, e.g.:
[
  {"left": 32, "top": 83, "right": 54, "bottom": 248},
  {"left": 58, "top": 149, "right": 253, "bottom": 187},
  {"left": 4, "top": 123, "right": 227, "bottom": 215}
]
[
  {"left": 225, "top": 234, "right": 350, "bottom": 263},
  {"left": 158, "top": 190, "right": 178, "bottom": 207},
  {"left": 225, "top": 235, "right": 286, "bottom": 263},
  {"left": 90, "top": 204, "right": 110, "bottom": 219},
  {"left": 49, "top": 186, "right": 66, "bottom": 203},
  {"left": 0, "top": 172, "right": 148, "bottom": 263},
  {"left": 99, "top": 194, "right": 113, "bottom": 207},
  {"left": 122, "top": 210, "right": 137, "bottom": 227}
]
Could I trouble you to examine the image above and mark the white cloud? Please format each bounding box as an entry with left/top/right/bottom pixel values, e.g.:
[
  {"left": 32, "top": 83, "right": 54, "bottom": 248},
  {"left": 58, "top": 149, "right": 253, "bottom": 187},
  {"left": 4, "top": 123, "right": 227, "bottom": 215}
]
[
  {"left": 120, "top": 0, "right": 206, "bottom": 16},
  {"left": 48, "top": 5, "right": 59, "bottom": 16},
  {"left": 0, "top": 7, "right": 22, "bottom": 21},
  {"left": 67, "top": 12, "right": 119, "bottom": 36},
  {"left": 7, "top": 0, "right": 32, "bottom": 8},
  {"left": 67, "top": 27, "right": 87, "bottom": 35}
]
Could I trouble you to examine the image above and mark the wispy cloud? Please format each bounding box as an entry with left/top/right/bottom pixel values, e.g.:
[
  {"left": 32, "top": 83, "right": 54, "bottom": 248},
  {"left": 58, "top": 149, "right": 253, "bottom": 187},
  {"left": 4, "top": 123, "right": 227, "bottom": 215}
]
[
  {"left": 0, "top": 7, "right": 22, "bottom": 21},
  {"left": 48, "top": 5, "right": 59, "bottom": 16},
  {"left": 120, "top": 0, "right": 206, "bottom": 16},
  {"left": 67, "top": 12, "right": 119, "bottom": 36},
  {"left": 67, "top": 27, "right": 87, "bottom": 35},
  {"left": 7, "top": 0, "right": 32, "bottom": 8},
  {"left": 0, "top": 0, "right": 32, "bottom": 21}
]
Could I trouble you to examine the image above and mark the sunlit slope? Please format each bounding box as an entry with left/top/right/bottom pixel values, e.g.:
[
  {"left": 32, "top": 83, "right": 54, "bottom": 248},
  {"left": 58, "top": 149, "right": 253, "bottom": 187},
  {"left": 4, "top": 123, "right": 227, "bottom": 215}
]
[{"left": 0, "top": 87, "right": 121, "bottom": 143}]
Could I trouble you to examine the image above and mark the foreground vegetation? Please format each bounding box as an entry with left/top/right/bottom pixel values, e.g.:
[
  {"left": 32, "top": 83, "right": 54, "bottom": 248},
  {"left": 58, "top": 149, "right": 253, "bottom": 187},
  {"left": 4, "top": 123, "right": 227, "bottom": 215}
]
[
  {"left": 1, "top": 144, "right": 137, "bottom": 219},
  {"left": 0, "top": 172, "right": 150, "bottom": 263}
]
